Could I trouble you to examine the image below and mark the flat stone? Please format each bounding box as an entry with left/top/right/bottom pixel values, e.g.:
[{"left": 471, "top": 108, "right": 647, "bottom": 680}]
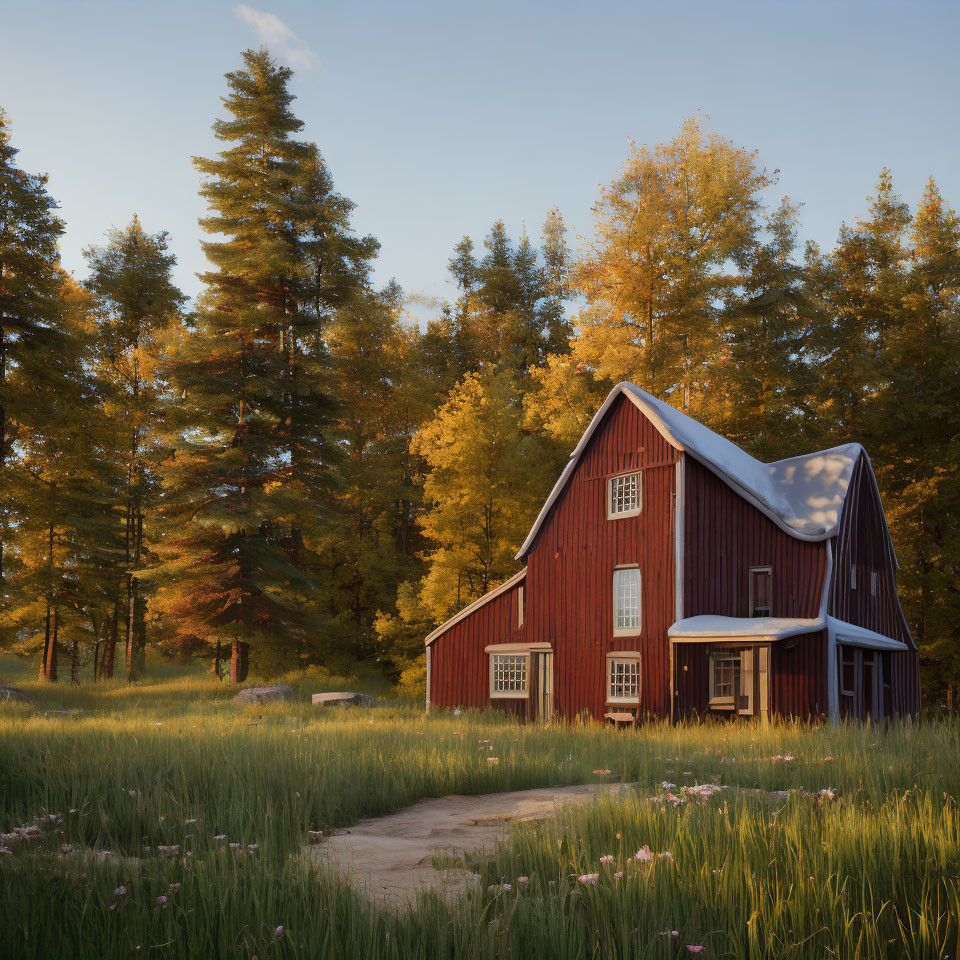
[
  {"left": 0, "top": 685, "right": 32, "bottom": 704},
  {"left": 311, "top": 691, "right": 378, "bottom": 708},
  {"left": 235, "top": 685, "right": 294, "bottom": 704}
]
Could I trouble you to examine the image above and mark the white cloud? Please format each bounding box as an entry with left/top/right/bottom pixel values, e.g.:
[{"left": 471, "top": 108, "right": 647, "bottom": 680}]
[{"left": 234, "top": 5, "right": 318, "bottom": 70}]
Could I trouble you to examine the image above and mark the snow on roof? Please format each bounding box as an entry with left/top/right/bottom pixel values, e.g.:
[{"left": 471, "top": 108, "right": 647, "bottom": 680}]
[
  {"left": 826, "top": 616, "right": 909, "bottom": 651},
  {"left": 424, "top": 568, "right": 526, "bottom": 647},
  {"left": 669, "top": 615, "right": 824, "bottom": 640},
  {"left": 517, "top": 382, "right": 869, "bottom": 559},
  {"left": 669, "top": 614, "right": 908, "bottom": 651}
]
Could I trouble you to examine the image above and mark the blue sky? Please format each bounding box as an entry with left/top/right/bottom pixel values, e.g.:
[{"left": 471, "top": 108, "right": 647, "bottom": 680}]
[{"left": 2, "top": 0, "right": 958, "bottom": 316}]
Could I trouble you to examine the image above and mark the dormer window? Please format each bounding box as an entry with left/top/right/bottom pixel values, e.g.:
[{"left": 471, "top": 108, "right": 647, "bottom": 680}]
[{"left": 608, "top": 472, "right": 641, "bottom": 518}]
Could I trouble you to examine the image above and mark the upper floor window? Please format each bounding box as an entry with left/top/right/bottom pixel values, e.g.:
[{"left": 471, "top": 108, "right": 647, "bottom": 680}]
[
  {"left": 517, "top": 584, "right": 525, "bottom": 628},
  {"left": 608, "top": 472, "right": 641, "bottom": 518},
  {"left": 613, "top": 568, "right": 641, "bottom": 635},
  {"left": 490, "top": 653, "right": 528, "bottom": 698},
  {"left": 850, "top": 564, "right": 857, "bottom": 590},
  {"left": 749, "top": 566, "right": 772, "bottom": 617},
  {"left": 870, "top": 570, "right": 879, "bottom": 597}
]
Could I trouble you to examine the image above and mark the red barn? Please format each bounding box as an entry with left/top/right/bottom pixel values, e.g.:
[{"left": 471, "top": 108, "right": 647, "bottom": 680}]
[{"left": 425, "top": 382, "right": 920, "bottom": 723}]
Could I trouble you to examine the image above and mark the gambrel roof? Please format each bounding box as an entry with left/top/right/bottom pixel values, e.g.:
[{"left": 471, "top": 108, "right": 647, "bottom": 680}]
[{"left": 517, "top": 382, "right": 886, "bottom": 559}]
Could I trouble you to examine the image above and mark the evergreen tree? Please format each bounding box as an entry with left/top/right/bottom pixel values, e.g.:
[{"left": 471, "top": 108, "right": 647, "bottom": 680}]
[
  {"left": 84, "top": 216, "right": 184, "bottom": 679},
  {"left": 709, "top": 199, "right": 816, "bottom": 460},
  {"left": 154, "top": 49, "right": 367, "bottom": 681},
  {"left": 874, "top": 179, "right": 960, "bottom": 704},
  {"left": 807, "top": 169, "right": 911, "bottom": 441},
  {"left": 0, "top": 109, "right": 66, "bottom": 632}
]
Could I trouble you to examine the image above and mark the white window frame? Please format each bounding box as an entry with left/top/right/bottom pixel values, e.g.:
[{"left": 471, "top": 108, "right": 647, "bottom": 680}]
[
  {"left": 749, "top": 565, "right": 773, "bottom": 618},
  {"left": 607, "top": 472, "right": 642, "bottom": 519},
  {"left": 839, "top": 645, "right": 856, "bottom": 697},
  {"left": 708, "top": 651, "right": 742, "bottom": 710},
  {"left": 489, "top": 652, "right": 529, "bottom": 699},
  {"left": 613, "top": 567, "right": 642, "bottom": 636},
  {"left": 606, "top": 653, "right": 641, "bottom": 704}
]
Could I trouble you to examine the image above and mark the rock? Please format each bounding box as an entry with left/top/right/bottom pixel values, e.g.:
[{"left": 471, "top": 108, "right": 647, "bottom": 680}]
[
  {"left": 236, "top": 685, "right": 294, "bottom": 704},
  {"left": 0, "top": 685, "right": 32, "bottom": 704},
  {"left": 311, "top": 691, "right": 379, "bottom": 708}
]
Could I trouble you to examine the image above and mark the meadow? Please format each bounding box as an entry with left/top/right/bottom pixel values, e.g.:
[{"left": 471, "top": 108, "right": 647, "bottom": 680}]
[{"left": 0, "top": 656, "right": 957, "bottom": 960}]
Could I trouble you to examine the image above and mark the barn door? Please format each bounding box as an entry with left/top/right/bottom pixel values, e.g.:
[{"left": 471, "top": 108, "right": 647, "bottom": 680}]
[{"left": 535, "top": 651, "right": 554, "bottom": 722}]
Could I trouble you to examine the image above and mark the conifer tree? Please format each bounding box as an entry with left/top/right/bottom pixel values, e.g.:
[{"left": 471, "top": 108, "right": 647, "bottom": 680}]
[
  {"left": 84, "top": 217, "right": 184, "bottom": 679},
  {"left": 154, "top": 50, "right": 373, "bottom": 681},
  {"left": 0, "top": 109, "right": 66, "bottom": 633},
  {"left": 874, "top": 179, "right": 960, "bottom": 703},
  {"left": 807, "top": 169, "right": 911, "bottom": 441},
  {"left": 709, "top": 199, "right": 815, "bottom": 460}
]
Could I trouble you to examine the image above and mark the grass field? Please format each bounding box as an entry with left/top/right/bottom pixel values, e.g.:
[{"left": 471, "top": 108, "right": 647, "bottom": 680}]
[{"left": 1, "top": 656, "right": 958, "bottom": 959}]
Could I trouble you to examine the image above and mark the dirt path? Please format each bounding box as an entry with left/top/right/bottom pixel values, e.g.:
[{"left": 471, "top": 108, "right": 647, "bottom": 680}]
[{"left": 310, "top": 782, "right": 630, "bottom": 908}]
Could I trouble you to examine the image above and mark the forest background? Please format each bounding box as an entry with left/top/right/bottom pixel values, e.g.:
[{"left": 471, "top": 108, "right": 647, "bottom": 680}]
[{"left": 1, "top": 50, "right": 957, "bottom": 705}]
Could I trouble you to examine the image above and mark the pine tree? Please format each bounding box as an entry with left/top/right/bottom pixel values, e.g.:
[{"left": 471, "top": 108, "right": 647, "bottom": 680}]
[
  {"left": 154, "top": 49, "right": 374, "bottom": 681},
  {"left": 84, "top": 217, "right": 184, "bottom": 679},
  {"left": 709, "top": 199, "right": 815, "bottom": 460},
  {"left": 874, "top": 179, "right": 960, "bottom": 703},
  {"left": 807, "top": 169, "right": 911, "bottom": 441},
  {"left": 0, "top": 109, "right": 66, "bottom": 635}
]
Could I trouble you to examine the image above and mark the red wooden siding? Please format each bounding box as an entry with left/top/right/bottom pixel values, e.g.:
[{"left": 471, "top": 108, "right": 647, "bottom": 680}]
[
  {"left": 770, "top": 630, "right": 828, "bottom": 719},
  {"left": 524, "top": 393, "right": 679, "bottom": 719},
  {"left": 429, "top": 578, "right": 529, "bottom": 716},
  {"left": 683, "top": 457, "right": 827, "bottom": 620},
  {"left": 829, "top": 454, "right": 920, "bottom": 718}
]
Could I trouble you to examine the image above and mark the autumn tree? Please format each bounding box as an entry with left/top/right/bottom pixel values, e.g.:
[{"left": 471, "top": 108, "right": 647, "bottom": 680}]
[{"left": 84, "top": 217, "right": 184, "bottom": 679}]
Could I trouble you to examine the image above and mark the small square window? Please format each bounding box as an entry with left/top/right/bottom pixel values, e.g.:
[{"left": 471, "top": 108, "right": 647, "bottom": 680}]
[
  {"left": 608, "top": 473, "right": 641, "bottom": 518},
  {"left": 613, "top": 569, "right": 641, "bottom": 635},
  {"left": 490, "top": 654, "right": 528, "bottom": 697},
  {"left": 608, "top": 657, "right": 640, "bottom": 702}
]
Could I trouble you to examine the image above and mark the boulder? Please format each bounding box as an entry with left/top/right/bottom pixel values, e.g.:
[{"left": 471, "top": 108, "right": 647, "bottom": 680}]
[
  {"left": 0, "top": 685, "right": 32, "bottom": 704},
  {"left": 311, "top": 691, "right": 378, "bottom": 708},
  {"left": 236, "top": 685, "right": 294, "bottom": 704}
]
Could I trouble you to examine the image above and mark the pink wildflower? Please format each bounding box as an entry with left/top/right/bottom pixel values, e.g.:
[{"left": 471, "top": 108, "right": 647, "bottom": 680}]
[
  {"left": 274, "top": 926, "right": 284, "bottom": 938},
  {"left": 156, "top": 896, "right": 168, "bottom": 907},
  {"left": 578, "top": 873, "right": 599, "bottom": 885},
  {"left": 635, "top": 845, "right": 653, "bottom": 861},
  {"left": 599, "top": 855, "right": 614, "bottom": 864},
  {"left": 687, "top": 947, "right": 704, "bottom": 954},
  {"left": 658, "top": 930, "right": 679, "bottom": 937},
  {"left": 614, "top": 870, "right": 624, "bottom": 879},
  {"left": 517, "top": 876, "right": 529, "bottom": 887}
]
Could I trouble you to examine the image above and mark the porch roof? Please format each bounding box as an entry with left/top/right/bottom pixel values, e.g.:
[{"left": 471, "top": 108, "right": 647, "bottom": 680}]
[{"left": 668, "top": 614, "right": 909, "bottom": 652}]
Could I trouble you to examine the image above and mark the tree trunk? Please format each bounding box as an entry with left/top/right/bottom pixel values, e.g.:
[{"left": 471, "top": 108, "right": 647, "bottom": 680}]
[
  {"left": 230, "top": 639, "right": 249, "bottom": 685},
  {"left": 40, "top": 522, "right": 56, "bottom": 681},
  {"left": 70, "top": 633, "right": 80, "bottom": 685},
  {"left": 101, "top": 595, "right": 119, "bottom": 680},
  {"left": 43, "top": 607, "right": 59, "bottom": 682},
  {"left": 213, "top": 638, "right": 223, "bottom": 679}
]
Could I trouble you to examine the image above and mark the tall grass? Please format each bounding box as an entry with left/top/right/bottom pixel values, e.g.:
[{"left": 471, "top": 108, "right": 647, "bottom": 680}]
[{"left": 1, "top": 663, "right": 957, "bottom": 958}]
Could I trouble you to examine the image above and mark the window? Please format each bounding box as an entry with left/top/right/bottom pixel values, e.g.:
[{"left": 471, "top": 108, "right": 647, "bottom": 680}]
[
  {"left": 840, "top": 646, "right": 856, "bottom": 696},
  {"left": 490, "top": 654, "right": 528, "bottom": 698},
  {"left": 608, "top": 472, "right": 641, "bottom": 518},
  {"left": 749, "top": 566, "right": 772, "bottom": 617},
  {"left": 709, "top": 652, "right": 741, "bottom": 709},
  {"left": 607, "top": 656, "right": 641, "bottom": 703},
  {"left": 613, "top": 568, "right": 641, "bottom": 635},
  {"left": 850, "top": 564, "right": 857, "bottom": 590},
  {"left": 517, "top": 584, "right": 525, "bottom": 629},
  {"left": 870, "top": 570, "right": 879, "bottom": 597}
]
